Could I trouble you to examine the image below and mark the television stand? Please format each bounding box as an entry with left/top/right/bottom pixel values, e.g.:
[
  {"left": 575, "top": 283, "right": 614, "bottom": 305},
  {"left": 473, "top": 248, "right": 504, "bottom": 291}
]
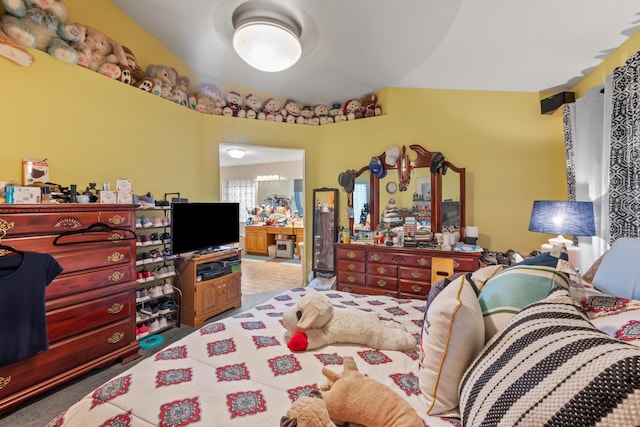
[{"left": 178, "top": 248, "right": 242, "bottom": 327}]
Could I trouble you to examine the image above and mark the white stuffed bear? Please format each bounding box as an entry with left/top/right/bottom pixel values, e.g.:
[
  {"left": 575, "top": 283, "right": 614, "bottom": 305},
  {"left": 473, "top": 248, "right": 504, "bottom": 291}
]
[{"left": 283, "top": 293, "right": 416, "bottom": 352}]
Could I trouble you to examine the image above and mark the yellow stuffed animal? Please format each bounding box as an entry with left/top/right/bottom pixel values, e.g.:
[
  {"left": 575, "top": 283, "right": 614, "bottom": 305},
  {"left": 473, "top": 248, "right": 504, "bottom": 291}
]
[
  {"left": 281, "top": 357, "right": 423, "bottom": 427},
  {"left": 321, "top": 358, "right": 423, "bottom": 427}
]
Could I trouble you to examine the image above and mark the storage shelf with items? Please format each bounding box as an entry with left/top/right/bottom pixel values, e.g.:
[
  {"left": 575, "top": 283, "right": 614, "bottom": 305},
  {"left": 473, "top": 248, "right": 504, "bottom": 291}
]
[{"left": 134, "top": 204, "right": 180, "bottom": 340}]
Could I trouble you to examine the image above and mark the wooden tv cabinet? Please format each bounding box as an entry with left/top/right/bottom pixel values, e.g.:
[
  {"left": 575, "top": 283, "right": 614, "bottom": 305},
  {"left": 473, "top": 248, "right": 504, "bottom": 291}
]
[{"left": 177, "top": 248, "right": 242, "bottom": 327}]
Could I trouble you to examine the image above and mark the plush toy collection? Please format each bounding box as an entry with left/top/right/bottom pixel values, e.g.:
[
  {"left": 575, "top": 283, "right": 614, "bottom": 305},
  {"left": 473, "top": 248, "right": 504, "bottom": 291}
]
[{"left": 0, "top": 0, "right": 382, "bottom": 123}]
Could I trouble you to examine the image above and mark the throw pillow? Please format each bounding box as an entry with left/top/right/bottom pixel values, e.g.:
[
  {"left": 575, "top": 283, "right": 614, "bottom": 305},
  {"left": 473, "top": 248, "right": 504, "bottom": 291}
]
[
  {"left": 419, "top": 275, "right": 485, "bottom": 416},
  {"left": 459, "top": 288, "right": 640, "bottom": 427},
  {"left": 592, "top": 237, "right": 640, "bottom": 299},
  {"left": 478, "top": 261, "right": 570, "bottom": 341}
]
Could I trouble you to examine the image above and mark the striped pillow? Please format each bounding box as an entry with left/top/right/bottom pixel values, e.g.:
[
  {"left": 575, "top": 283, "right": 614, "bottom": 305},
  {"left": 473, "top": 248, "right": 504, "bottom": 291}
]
[
  {"left": 478, "top": 263, "right": 570, "bottom": 341},
  {"left": 459, "top": 288, "right": 640, "bottom": 427}
]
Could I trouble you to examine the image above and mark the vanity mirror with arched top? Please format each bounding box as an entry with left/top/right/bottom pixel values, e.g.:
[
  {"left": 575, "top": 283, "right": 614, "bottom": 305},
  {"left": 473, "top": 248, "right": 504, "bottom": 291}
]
[{"left": 351, "top": 144, "right": 466, "bottom": 239}]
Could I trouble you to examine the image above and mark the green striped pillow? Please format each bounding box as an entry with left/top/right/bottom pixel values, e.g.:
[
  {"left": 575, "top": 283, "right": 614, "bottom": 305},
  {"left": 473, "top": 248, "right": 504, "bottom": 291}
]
[{"left": 478, "top": 263, "right": 570, "bottom": 341}]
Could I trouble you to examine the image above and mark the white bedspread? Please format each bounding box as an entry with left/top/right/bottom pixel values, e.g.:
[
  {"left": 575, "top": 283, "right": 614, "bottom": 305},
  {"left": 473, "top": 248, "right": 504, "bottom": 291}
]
[{"left": 48, "top": 288, "right": 458, "bottom": 427}]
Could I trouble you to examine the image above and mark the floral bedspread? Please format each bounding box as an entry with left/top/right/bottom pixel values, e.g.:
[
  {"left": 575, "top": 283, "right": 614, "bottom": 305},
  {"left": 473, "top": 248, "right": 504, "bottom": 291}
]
[{"left": 48, "top": 288, "right": 458, "bottom": 427}]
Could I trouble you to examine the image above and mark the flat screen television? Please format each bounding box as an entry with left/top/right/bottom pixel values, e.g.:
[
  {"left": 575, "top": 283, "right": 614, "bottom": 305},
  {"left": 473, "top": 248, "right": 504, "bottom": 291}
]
[{"left": 171, "top": 202, "right": 239, "bottom": 255}]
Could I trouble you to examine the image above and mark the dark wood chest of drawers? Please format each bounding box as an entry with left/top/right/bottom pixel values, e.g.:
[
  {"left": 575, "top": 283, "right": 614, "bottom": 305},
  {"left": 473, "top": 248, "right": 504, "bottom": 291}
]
[
  {"left": 0, "top": 204, "right": 140, "bottom": 413},
  {"left": 335, "top": 243, "right": 481, "bottom": 299}
]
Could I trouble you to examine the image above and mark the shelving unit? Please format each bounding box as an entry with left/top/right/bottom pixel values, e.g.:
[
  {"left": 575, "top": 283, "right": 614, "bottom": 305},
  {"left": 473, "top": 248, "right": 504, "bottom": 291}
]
[{"left": 134, "top": 205, "right": 180, "bottom": 339}]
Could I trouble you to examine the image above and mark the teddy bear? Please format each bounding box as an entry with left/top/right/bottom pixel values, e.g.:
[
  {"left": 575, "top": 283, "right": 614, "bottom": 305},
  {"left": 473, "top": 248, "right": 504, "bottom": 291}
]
[
  {"left": 343, "top": 99, "right": 362, "bottom": 120},
  {"left": 222, "top": 90, "right": 242, "bottom": 116},
  {"left": 71, "top": 24, "right": 127, "bottom": 79},
  {"left": 330, "top": 102, "right": 347, "bottom": 122},
  {"left": 145, "top": 64, "right": 178, "bottom": 99},
  {"left": 313, "top": 104, "right": 330, "bottom": 125},
  {"left": 0, "top": 32, "right": 34, "bottom": 66},
  {"left": 358, "top": 93, "right": 379, "bottom": 118},
  {"left": 280, "top": 390, "right": 335, "bottom": 427},
  {"left": 195, "top": 83, "right": 225, "bottom": 114},
  {"left": 282, "top": 293, "right": 416, "bottom": 351},
  {"left": 120, "top": 45, "right": 144, "bottom": 86},
  {"left": 242, "top": 93, "right": 262, "bottom": 119},
  {"left": 0, "top": 0, "right": 80, "bottom": 64},
  {"left": 262, "top": 97, "right": 283, "bottom": 121},
  {"left": 283, "top": 99, "right": 301, "bottom": 124},
  {"left": 170, "top": 74, "right": 191, "bottom": 107}
]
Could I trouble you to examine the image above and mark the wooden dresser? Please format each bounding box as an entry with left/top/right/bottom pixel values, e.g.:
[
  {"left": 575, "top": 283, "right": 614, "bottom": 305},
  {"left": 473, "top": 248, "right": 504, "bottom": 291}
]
[
  {"left": 335, "top": 243, "right": 481, "bottom": 299},
  {"left": 0, "top": 204, "right": 140, "bottom": 413}
]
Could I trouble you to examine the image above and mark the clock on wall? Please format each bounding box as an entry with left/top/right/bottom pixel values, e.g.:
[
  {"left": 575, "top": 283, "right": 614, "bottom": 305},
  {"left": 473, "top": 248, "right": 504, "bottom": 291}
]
[{"left": 386, "top": 181, "right": 397, "bottom": 194}]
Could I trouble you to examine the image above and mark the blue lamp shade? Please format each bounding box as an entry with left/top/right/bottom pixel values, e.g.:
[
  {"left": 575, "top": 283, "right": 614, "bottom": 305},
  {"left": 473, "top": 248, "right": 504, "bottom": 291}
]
[{"left": 528, "top": 201, "right": 596, "bottom": 237}]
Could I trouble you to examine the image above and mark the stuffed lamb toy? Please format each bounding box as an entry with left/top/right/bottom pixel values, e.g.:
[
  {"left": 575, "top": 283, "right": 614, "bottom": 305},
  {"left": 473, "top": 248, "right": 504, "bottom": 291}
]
[{"left": 283, "top": 293, "right": 416, "bottom": 351}]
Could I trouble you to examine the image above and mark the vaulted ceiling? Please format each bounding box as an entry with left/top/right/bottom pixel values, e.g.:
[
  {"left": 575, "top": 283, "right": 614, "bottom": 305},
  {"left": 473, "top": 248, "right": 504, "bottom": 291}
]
[{"left": 111, "top": 0, "right": 640, "bottom": 105}]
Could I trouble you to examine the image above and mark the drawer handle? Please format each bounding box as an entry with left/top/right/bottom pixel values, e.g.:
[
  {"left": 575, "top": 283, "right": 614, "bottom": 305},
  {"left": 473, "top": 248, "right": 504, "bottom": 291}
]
[
  {"left": 108, "top": 271, "right": 125, "bottom": 282},
  {"left": 454, "top": 261, "right": 460, "bottom": 269},
  {"left": 343, "top": 286, "right": 352, "bottom": 292},
  {"left": 108, "top": 215, "right": 126, "bottom": 225},
  {"left": 107, "top": 232, "right": 124, "bottom": 243},
  {"left": 411, "top": 271, "right": 422, "bottom": 279},
  {"left": 377, "top": 267, "right": 387, "bottom": 274},
  {"left": 371, "top": 254, "right": 381, "bottom": 261},
  {"left": 348, "top": 275, "right": 356, "bottom": 283},
  {"left": 347, "top": 263, "right": 356, "bottom": 271},
  {"left": 107, "top": 252, "right": 125, "bottom": 263},
  {"left": 0, "top": 376, "right": 11, "bottom": 390},
  {"left": 411, "top": 284, "right": 422, "bottom": 292},
  {"left": 377, "top": 279, "right": 387, "bottom": 287},
  {"left": 107, "top": 303, "right": 124, "bottom": 314},
  {"left": 107, "top": 332, "right": 124, "bottom": 344},
  {"left": 418, "top": 258, "right": 428, "bottom": 266},
  {"left": 347, "top": 251, "right": 357, "bottom": 259}
]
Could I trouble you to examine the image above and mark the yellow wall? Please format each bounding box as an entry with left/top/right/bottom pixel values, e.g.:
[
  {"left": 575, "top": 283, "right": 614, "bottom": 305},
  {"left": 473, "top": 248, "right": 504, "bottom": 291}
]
[{"left": 1, "top": 0, "right": 637, "bottom": 258}]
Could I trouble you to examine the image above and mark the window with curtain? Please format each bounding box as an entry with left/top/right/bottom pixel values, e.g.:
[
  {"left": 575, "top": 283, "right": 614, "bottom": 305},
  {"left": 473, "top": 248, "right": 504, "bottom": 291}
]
[
  {"left": 353, "top": 182, "right": 369, "bottom": 226},
  {"left": 222, "top": 179, "right": 255, "bottom": 223}
]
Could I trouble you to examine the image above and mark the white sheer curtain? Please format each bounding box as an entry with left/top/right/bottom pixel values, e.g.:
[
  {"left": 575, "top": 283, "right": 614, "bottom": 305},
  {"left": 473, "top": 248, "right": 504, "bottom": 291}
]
[{"left": 564, "top": 84, "right": 611, "bottom": 269}]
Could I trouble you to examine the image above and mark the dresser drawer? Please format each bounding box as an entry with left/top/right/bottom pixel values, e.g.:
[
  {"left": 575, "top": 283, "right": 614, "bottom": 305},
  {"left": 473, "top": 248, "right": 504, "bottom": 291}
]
[
  {"left": 54, "top": 245, "right": 133, "bottom": 274},
  {"left": 337, "top": 271, "right": 366, "bottom": 286},
  {"left": 336, "top": 247, "right": 366, "bottom": 262},
  {"left": 366, "top": 274, "right": 398, "bottom": 290},
  {"left": 47, "top": 265, "right": 134, "bottom": 301},
  {"left": 0, "top": 211, "right": 100, "bottom": 237},
  {"left": 367, "top": 263, "right": 397, "bottom": 277},
  {"left": 338, "top": 284, "right": 396, "bottom": 297},
  {"left": 0, "top": 318, "right": 134, "bottom": 400},
  {"left": 451, "top": 256, "right": 479, "bottom": 271},
  {"left": 337, "top": 259, "right": 366, "bottom": 273},
  {"left": 47, "top": 290, "right": 133, "bottom": 342},
  {"left": 399, "top": 279, "right": 430, "bottom": 297},
  {"left": 399, "top": 266, "right": 429, "bottom": 282}
]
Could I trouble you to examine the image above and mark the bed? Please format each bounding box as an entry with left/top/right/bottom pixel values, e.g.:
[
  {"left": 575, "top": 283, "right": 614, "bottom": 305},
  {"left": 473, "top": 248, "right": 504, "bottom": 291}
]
[{"left": 48, "top": 249, "right": 640, "bottom": 427}]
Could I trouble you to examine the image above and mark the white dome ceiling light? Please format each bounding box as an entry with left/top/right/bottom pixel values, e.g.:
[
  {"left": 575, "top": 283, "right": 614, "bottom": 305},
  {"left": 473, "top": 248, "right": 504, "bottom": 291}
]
[{"left": 232, "top": 4, "right": 302, "bottom": 72}]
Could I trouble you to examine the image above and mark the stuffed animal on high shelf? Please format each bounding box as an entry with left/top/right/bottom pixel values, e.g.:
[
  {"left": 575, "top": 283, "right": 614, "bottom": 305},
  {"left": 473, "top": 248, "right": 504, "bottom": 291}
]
[
  {"left": 282, "top": 293, "right": 416, "bottom": 351},
  {"left": 0, "top": 32, "right": 34, "bottom": 66},
  {"left": 0, "top": 0, "right": 79, "bottom": 64}
]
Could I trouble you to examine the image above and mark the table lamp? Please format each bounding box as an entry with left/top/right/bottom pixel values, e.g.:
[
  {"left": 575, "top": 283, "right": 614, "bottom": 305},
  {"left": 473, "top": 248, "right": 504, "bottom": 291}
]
[{"left": 528, "top": 200, "right": 596, "bottom": 269}]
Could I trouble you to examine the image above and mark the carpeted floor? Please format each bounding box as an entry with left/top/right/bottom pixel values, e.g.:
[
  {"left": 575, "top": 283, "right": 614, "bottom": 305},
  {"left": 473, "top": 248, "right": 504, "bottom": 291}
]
[
  {"left": 0, "top": 291, "right": 285, "bottom": 427},
  {"left": 241, "top": 254, "right": 305, "bottom": 294}
]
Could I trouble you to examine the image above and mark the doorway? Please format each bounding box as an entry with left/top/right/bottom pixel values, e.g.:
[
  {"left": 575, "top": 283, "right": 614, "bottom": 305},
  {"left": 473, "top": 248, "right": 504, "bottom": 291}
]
[{"left": 219, "top": 143, "right": 306, "bottom": 293}]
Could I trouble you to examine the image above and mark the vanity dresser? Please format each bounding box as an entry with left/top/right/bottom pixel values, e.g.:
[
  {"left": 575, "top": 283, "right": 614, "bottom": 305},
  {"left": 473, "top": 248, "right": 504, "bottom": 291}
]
[
  {"left": 336, "top": 143, "right": 480, "bottom": 299},
  {"left": 0, "top": 204, "right": 139, "bottom": 413}
]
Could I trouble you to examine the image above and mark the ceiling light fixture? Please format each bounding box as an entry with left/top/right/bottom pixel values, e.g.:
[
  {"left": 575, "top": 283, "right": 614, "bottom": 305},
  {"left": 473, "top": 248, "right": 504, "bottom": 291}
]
[
  {"left": 227, "top": 148, "right": 246, "bottom": 159},
  {"left": 232, "top": 5, "right": 301, "bottom": 72}
]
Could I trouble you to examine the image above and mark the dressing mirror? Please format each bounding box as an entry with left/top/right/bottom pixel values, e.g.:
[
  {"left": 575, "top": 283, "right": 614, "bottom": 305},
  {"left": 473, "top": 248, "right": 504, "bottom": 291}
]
[
  {"left": 312, "top": 187, "right": 339, "bottom": 274},
  {"left": 351, "top": 144, "right": 466, "bottom": 237}
]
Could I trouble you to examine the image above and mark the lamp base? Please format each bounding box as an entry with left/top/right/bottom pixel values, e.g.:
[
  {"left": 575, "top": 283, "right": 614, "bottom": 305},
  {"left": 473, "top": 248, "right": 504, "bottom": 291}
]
[{"left": 540, "top": 235, "right": 580, "bottom": 271}]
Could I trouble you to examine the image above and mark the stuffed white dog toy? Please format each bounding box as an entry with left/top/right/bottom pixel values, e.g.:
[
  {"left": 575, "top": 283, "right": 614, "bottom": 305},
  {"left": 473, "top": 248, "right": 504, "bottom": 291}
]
[{"left": 282, "top": 293, "right": 416, "bottom": 351}]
